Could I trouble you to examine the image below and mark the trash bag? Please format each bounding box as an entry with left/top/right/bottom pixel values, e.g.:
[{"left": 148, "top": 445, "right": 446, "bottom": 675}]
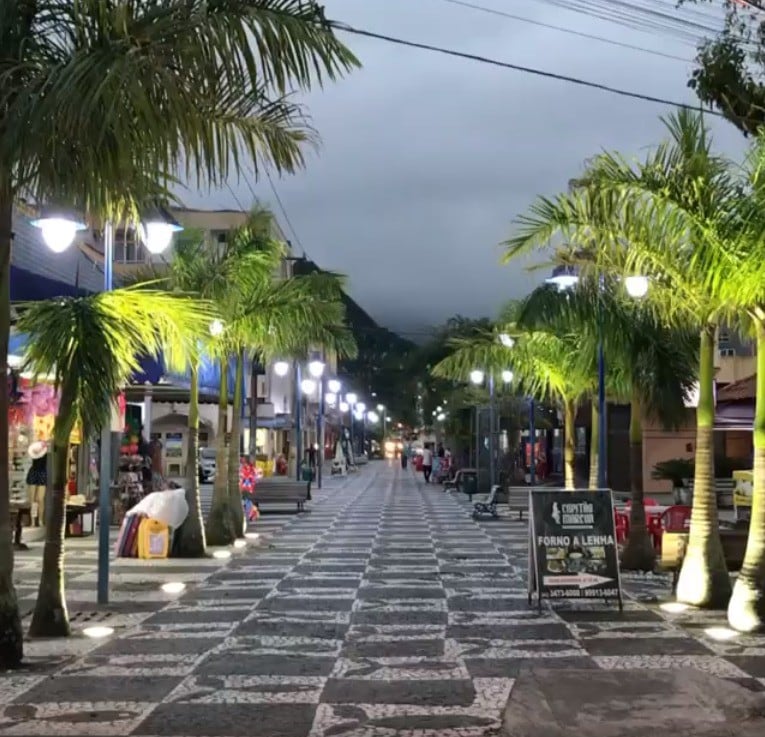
[{"left": 130, "top": 488, "right": 189, "bottom": 529}]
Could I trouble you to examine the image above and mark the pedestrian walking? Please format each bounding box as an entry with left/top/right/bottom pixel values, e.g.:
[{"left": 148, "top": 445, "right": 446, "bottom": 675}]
[
  {"left": 400, "top": 445, "right": 408, "bottom": 469},
  {"left": 422, "top": 444, "right": 433, "bottom": 483}
]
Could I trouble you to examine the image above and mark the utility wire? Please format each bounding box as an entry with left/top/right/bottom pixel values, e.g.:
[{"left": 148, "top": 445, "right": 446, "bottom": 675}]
[
  {"left": 438, "top": 0, "right": 692, "bottom": 62},
  {"left": 330, "top": 23, "right": 724, "bottom": 116},
  {"left": 263, "top": 165, "right": 307, "bottom": 257}
]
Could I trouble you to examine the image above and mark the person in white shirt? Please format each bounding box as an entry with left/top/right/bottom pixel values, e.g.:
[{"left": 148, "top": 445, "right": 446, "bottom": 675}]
[{"left": 421, "top": 445, "right": 433, "bottom": 483}]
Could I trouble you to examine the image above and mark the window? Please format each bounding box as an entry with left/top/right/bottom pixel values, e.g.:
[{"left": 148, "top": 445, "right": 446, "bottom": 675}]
[
  {"left": 114, "top": 227, "right": 146, "bottom": 263},
  {"left": 719, "top": 347, "right": 736, "bottom": 357},
  {"left": 217, "top": 232, "right": 227, "bottom": 244}
]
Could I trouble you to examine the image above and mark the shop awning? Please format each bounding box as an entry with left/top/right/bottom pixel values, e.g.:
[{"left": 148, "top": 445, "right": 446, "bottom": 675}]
[{"left": 715, "top": 401, "right": 753, "bottom": 431}]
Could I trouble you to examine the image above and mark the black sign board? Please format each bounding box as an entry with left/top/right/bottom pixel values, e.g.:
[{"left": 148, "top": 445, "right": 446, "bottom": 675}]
[{"left": 527, "top": 489, "right": 622, "bottom": 611}]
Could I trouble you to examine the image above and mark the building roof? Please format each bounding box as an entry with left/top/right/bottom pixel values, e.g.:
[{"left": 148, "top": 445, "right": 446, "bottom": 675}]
[{"left": 717, "top": 374, "right": 756, "bottom": 402}]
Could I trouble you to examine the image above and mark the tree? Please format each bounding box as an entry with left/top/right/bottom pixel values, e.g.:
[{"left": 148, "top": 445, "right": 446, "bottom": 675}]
[
  {"left": 204, "top": 213, "right": 356, "bottom": 545},
  {"left": 16, "top": 288, "right": 210, "bottom": 636},
  {"left": 433, "top": 324, "right": 592, "bottom": 489},
  {"left": 504, "top": 109, "right": 738, "bottom": 607},
  {"left": 0, "top": 0, "right": 358, "bottom": 666},
  {"left": 681, "top": 0, "right": 765, "bottom": 136},
  {"left": 519, "top": 283, "right": 698, "bottom": 571}
]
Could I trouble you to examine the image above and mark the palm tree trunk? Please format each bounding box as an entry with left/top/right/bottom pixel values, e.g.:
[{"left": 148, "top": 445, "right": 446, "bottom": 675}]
[
  {"left": 676, "top": 326, "right": 731, "bottom": 607},
  {"left": 588, "top": 400, "right": 599, "bottom": 489},
  {"left": 206, "top": 358, "right": 236, "bottom": 545},
  {"left": 728, "top": 317, "right": 765, "bottom": 631},
  {"left": 28, "top": 388, "right": 75, "bottom": 638},
  {"left": 621, "top": 392, "right": 656, "bottom": 571},
  {"left": 228, "top": 351, "right": 245, "bottom": 537},
  {"left": 563, "top": 398, "right": 576, "bottom": 490},
  {"left": 174, "top": 363, "right": 207, "bottom": 557},
  {"left": 0, "top": 195, "right": 23, "bottom": 663}
]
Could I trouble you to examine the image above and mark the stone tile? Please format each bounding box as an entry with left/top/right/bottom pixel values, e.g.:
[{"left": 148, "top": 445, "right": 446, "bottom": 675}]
[
  {"left": 357, "top": 587, "right": 445, "bottom": 600},
  {"left": 143, "top": 608, "right": 251, "bottom": 625},
  {"left": 14, "top": 675, "right": 182, "bottom": 703},
  {"left": 257, "top": 596, "right": 354, "bottom": 613},
  {"left": 351, "top": 610, "right": 449, "bottom": 626},
  {"left": 463, "top": 656, "right": 596, "bottom": 678},
  {"left": 198, "top": 653, "right": 336, "bottom": 677},
  {"left": 341, "top": 639, "right": 446, "bottom": 658},
  {"left": 446, "top": 623, "right": 573, "bottom": 641},
  {"left": 582, "top": 636, "right": 713, "bottom": 656},
  {"left": 725, "top": 656, "right": 765, "bottom": 678},
  {"left": 234, "top": 619, "right": 349, "bottom": 639},
  {"left": 136, "top": 702, "right": 317, "bottom": 736},
  {"left": 556, "top": 608, "right": 663, "bottom": 623},
  {"left": 320, "top": 678, "right": 476, "bottom": 706}
]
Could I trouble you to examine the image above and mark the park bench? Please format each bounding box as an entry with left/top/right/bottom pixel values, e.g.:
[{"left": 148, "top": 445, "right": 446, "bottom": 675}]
[
  {"left": 443, "top": 469, "right": 479, "bottom": 499},
  {"left": 472, "top": 485, "right": 507, "bottom": 519},
  {"left": 507, "top": 486, "right": 530, "bottom": 520},
  {"left": 254, "top": 479, "right": 311, "bottom": 513}
]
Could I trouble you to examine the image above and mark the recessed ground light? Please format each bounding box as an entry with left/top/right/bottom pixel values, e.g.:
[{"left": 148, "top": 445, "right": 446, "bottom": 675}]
[
  {"left": 704, "top": 626, "right": 738, "bottom": 641},
  {"left": 83, "top": 626, "right": 114, "bottom": 639},
  {"left": 161, "top": 582, "right": 186, "bottom": 594},
  {"left": 660, "top": 602, "right": 689, "bottom": 614},
  {"left": 245, "top": 532, "right": 259, "bottom": 540},
  {"left": 233, "top": 539, "right": 246, "bottom": 549},
  {"left": 213, "top": 549, "right": 232, "bottom": 559}
]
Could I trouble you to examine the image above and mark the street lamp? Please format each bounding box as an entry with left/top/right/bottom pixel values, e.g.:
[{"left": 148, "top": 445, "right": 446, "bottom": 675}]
[
  {"left": 308, "top": 360, "right": 325, "bottom": 379},
  {"left": 499, "top": 333, "right": 515, "bottom": 348},
  {"left": 209, "top": 319, "right": 225, "bottom": 337},
  {"left": 339, "top": 401, "right": 350, "bottom": 413},
  {"left": 345, "top": 393, "right": 358, "bottom": 455},
  {"left": 33, "top": 204, "right": 182, "bottom": 606},
  {"left": 469, "top": 367, "right": 510, "bottom": 490},
  {"left": 307, "top": 358, "right": 327, "bottom": 489},
  {"left": 300, "top": 378, "right": 317, "bottom": 395},
  {"left": 325, "top": 392, "right": 337, "bottom": 406},
  {"left": 547, "top": 268, "right": 649, "bottom": 488},
  {"left": 501, "top": 370, "right": 514, "bottom": 383},
  {"left": 470, "top": 369, "right": 485, "bottom": 385},
  {"left": 274, "top": 360, "right": 290, "bottom": 377},
  {"left": 141, "top": 205, "right": 183, "bottom": 254},
  {"left": 328, "top": 379, "right": 342, "bottom": 394}
]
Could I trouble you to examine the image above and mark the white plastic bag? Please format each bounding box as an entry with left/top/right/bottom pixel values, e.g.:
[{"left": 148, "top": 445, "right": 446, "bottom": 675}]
[{"left": 130, "top": 488, "right": 189, "bottom": 529}]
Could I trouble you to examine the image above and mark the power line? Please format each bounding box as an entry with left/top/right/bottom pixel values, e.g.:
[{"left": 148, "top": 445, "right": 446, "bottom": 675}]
[
  {"left": 263, "top": 166, "right": 307, "bottom": 257},
  {"left": 330, "top": 22, "right": 725, "bottom": 116},
  {"left": 438, "top": 0, "right": 692, "bottom": 62}
]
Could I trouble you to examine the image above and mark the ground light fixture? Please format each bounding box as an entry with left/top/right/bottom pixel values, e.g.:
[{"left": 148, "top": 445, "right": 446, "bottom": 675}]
[
  {"left": 213, "top": 549, "right": 232, "bottom": 560},
  {"left": 233, "top": 539, "right": 247, "bottom": 549},
  {"left": 245, "top": 532, "right": 260, "bottom": 540},
  {"left": 328, "top": 379, "right": 342, "bottom": 394},
  {"left": 274, "top": 361, "right": 290, "bottom": 377},
  {"left": 83, "top": 625, "right": 114, "bottom": 639},
  {"left": 470, "top": 370, "right": 485, "bottom": 385},
  {"left": 308, "top": 360, "right": 325, "bottom": 378},
  {"left": 161, "top": 582, "right": 186, "bottom": 594},
  {"left": 659, "top": 601, "right": 689, "bottom": 614},
  {"left": 704, "top": 626, "right": 738, "bottom": 641},
  {"left": 301, "top": 378, "right": 317, "bottom": 395},
  {"left": 31, "top": 210, "right": 87, "bottom": 253}
]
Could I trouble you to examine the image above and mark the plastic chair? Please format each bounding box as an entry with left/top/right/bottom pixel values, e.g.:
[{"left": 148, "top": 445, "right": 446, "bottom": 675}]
[
  {"left": 662, "top": 505, "right": 692, "bottom": 533},
  {"left": 614, "top": 510, "right": 630, "bottom": 543}
]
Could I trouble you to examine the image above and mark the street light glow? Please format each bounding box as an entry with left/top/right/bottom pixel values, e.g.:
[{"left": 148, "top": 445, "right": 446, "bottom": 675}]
[
  {"left": 437, "top": 413, "right": 446, "bottom": 421},
  {"left": 346, "top": 392, "right": 358, "bottom": 405},
  {"left": 624, "top": 275, "right": 649, "bottom": 298},
  {"left": 143, "top": 221, "right": 181, "bottom": 254},
  {"left": 502, "top": 370, "right": 514, "bottom": 383},
  {"left": 328, "top": 379, "right": 342, "bottom": 394},
  {"left": 499, "top": 333, "right": 515, "bottom": 348},
  {"left": 354, "top": 408, "right": 364, "bottom": 420},
  {"left": 32, "top": 215, "right": 87, "bottom": 253},
  {"left": 308, "top": 360, "right": 325, "bottom": 378},
  {"left": 470, "top": 369, "right": 485, "bottom": 385},
  {"left": 325, "top": 392, "right": 337, "bottom": 405},
  {"left": 357, "top": 402, "right": 366, "bottom": 413},
  {"left": 301, "top": 378, "right": 317, "bottom": 395},
  {"left": 209, "top": 319, "right": 224, "bottom": 337},
  {"left": 339, "top": 401, "right": 350, "bottom": 412},
  {"left": 274, "top": 361, "right": 290, "bottom": 377},
  {"left": 367, "top": 411, "right": 379, "bottom": 423},
  {"left": 377, "top": 403, "right": 384, "bottom": 412}
]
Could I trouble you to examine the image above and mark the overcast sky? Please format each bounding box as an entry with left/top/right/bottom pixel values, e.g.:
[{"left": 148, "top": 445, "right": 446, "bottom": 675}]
[{"left": 184, "top": 0, "right": 748, "bottom": 339}]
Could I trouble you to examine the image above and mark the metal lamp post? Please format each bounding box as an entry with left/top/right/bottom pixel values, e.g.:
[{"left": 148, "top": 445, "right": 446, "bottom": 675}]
[
  {"left": 547, "top": 268, "right": 648, "bottom": 489},
  {"left": 307, "top": 359, "right": 325, "bottom": 488},
  {"left": 346, "top": 392, "right": 358, "bottom": 455},
  {"left": 33, "top": 205, "right": 182, "bottom": 605}
]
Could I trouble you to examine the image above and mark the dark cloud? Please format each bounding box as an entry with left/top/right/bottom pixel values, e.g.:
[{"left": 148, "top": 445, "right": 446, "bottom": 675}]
[{"left": 185, "top": 0, "right": 747, "bottom": 335}]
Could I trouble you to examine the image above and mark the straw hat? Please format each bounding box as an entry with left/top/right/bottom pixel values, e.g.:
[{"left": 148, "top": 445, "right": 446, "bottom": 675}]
[{"left": 27, "top": 441, "right": 48, "bottom": 460}]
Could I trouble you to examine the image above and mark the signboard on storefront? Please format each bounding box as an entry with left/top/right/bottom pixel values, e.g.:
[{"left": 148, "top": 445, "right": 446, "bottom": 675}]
[{"left": 528, "top": 488, "right": 622, "bottom": 611}]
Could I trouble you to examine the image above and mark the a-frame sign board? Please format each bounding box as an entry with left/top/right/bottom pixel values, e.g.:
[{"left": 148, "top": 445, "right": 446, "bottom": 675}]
[{"left": 527, "top": 488, "right": 623, "bottom": 612}]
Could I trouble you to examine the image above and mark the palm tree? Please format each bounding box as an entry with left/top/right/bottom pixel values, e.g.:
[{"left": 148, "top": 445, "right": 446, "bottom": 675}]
[
  {"left": 0, "top": 0, "right": 358, "bottom": 665},
  {"left": 16, "top": 287, "right": 210, "bottom": 637},
  {"left": 519, "top": 283, "right": 698, "bottom": 570},
  {"left": 504, "top": 110, "right": 737, "bottom": 606},
  {"left": 433, "top": 325, "right": 592, "bottom": 489}
]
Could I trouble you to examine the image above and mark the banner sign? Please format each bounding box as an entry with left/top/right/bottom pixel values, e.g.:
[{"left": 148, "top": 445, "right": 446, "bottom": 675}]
[{"left": 528, "top": 489, "right": 622, "bottom": 611}]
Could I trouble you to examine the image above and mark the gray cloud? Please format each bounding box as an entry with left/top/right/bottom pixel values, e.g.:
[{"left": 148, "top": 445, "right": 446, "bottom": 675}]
[{"left": 185, "top": 0, "right": 748, "bottom": 336}]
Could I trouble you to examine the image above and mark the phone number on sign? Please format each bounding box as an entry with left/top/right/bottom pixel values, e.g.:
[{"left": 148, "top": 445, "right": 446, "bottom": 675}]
[{"left": 547, "top": 588, "right": 620, "bottom": 598}]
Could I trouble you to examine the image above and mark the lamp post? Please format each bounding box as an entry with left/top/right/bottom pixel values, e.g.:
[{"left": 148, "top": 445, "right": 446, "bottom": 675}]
[
  {"left": 356, "top": 402, "right": 366, "bottom": 457},
  {"left": 346, "top": 392, "right": 358, "bottom": 456},
  {"left": 547, "top": 268, "right": 648, "bottom": 489},
  {"left": 377, "top": 403, "right": 386, "bottom": 444},
  {"left": 33, "top": 206, "right": 181, "bottom": 605},
  {"left": 471, "top": 368, "right": 513, "bottom": 491},
  {"left": 307, "top": 358, "right": 325, "bottom": 488}
]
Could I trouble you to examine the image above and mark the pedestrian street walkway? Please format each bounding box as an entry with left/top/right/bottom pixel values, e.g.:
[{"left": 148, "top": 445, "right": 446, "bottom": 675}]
[{"left": 2, "top": 462, "right": 765, "bottom": 736}]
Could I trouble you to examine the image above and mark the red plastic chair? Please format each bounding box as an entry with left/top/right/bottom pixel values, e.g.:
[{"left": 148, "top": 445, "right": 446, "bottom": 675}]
[
  {"left": 614, "top": 510, "right": 630, "bottom": 543},
  {"left": 662, "top": 505, "right": 692, "bottom": 533},
  {"left": 625, "top": 497, "right": 660, "bottom": 508}
]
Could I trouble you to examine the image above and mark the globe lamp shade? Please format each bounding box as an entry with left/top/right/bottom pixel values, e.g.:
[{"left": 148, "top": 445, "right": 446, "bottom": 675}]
[
  {"left": 274, "top": 361, "right": 290, "bottom": 377},
  {"left": 470, "top": 370, "right": 485, "bottom": 385},
  {"left": 328, "top": 379, "right": 341, "bottom": 394},
  {"left": 301, "top": 378, "right": 317, "bottom": 395},
  {"left": 32, "top": 215, "right": 86, "bottom": 253}
]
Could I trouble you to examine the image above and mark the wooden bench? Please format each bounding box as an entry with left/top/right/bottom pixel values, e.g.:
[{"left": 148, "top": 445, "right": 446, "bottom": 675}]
[{"left": 254, "top": 480, "right": 310, "bottom": 513}]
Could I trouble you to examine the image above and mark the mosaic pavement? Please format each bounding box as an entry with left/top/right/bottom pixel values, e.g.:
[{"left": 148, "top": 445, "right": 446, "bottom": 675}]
[{"left": 2, "top": 463, "right": 765, "bottom": 736}]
